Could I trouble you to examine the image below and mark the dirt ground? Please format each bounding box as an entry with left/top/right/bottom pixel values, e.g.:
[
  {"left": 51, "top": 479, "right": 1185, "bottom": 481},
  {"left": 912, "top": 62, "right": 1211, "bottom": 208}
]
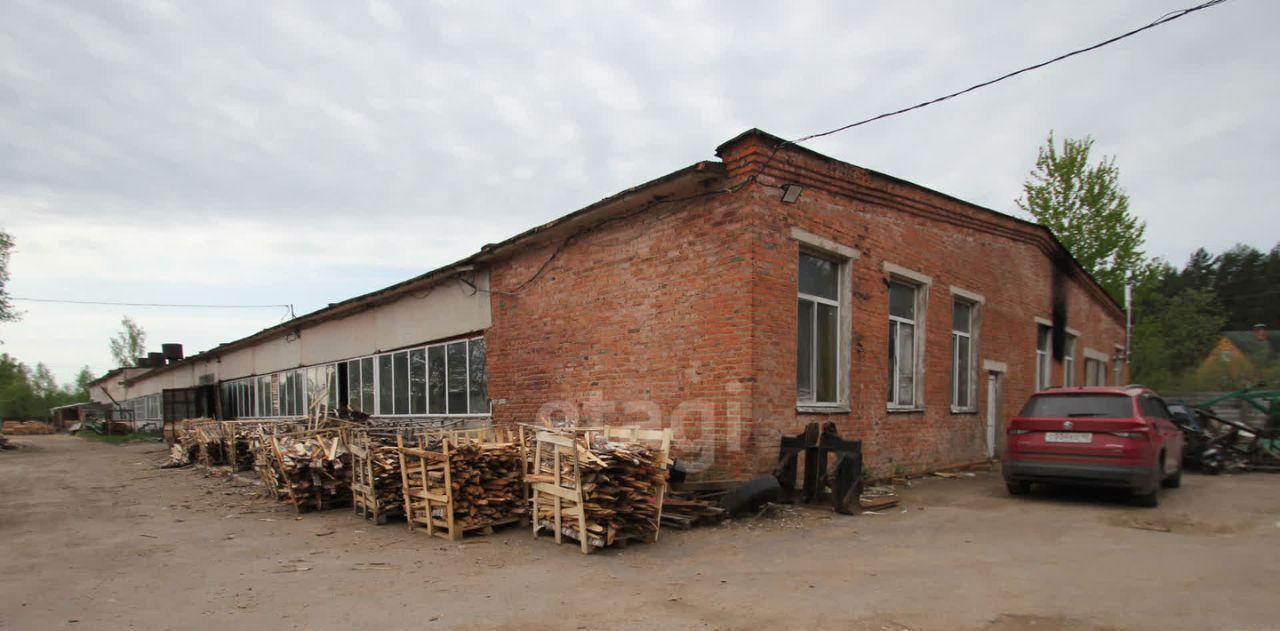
[{"left": 2, "top": 436, "right": 1278, "bottom": 631}]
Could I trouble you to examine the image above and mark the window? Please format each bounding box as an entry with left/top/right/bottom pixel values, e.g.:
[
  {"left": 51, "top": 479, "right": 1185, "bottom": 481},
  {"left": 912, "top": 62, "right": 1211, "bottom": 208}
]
[
  {"left": 797, "top": 252, "right": 842, "bottom": 404},
  {"left": 1062, "top": 333, "right": 1077, "bottom": 387},
  {"left": 888, "top": 281, "right": 921, "bottom": 407},
  {"left": 1019, "top": 393, "right": 1133, "bottom": 418},
  {"left": 360, "top": 336, "right": 489, "bottom": 416},
  {"left": 1085, "top": 358, "right": 1106, "bottom": 386},
  {"left": 1035, "top": 324, "right": 1052, "bottom": 391},
  {"left": 951, "top": 300, "right": 975, "bottom": 410}
]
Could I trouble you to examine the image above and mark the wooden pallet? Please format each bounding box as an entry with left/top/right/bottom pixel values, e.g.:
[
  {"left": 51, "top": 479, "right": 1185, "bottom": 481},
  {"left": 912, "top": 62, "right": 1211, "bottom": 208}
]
[
  {"left": 397, "top": 428, "right": 525, "bottom": 541},
  {"left": 528, "top": 426, "right": 671, "bottom": 554}
]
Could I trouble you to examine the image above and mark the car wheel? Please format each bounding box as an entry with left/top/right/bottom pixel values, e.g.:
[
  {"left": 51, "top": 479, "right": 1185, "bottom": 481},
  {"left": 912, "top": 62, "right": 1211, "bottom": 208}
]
[
  {"left": 1134, "top": 459, "right": 1162, "bottom": 507},
  {"left": 1006, "top": 481, "right": 1031, "bottom": 496}
]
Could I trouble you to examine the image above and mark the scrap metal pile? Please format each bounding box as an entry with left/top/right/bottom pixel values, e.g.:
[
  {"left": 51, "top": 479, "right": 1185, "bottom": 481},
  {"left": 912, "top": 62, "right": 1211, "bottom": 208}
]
[{"left": 1175, "top": 388, "right": 1280, "bottom": 474}]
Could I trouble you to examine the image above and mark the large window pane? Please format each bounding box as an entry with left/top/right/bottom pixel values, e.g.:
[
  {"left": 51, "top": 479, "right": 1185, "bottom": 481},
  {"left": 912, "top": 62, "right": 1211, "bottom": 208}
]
[
  {"left": 887, "top": 321, "right": 897, "bottom": 403},
  {"left": 346, "top": 361, "right": 360, "bottom": 411},
  {"left": 896, "top": 322, "right": 915, "bottom": 405},
  {"left": 952, "top": 302, "right": 971, "bottom": 334},
  {"left": 428, "top": 346, "right": 446, "bottom": 414},
  {"left": 797, "top": 300, "right": 814, "bottom": 400},
  {"left": 815, "top": 303, "right": 838, "bottom": 402},
  {"left": 955, "top": 335, "right": 971, "bottom": 408},
  {"left": 409, "top": 349, "right": 427, "bottom": 415},
  {"left": 294, "top": 371, "right": 305, "bottom": 416},
  {"left": 798, "top": 253, "right": 839, "bottom": 300},
  {"left": 360, "top": 357, "right": 375, "bottom": 413},
  {"left": 468, "top": 339, "right": 488, "bottom": 414},
  {"left": 447, "top": 341, "right": 468, "bottom": 414},
  {"left": 889, "top": 282, "right": 915, "bottom": 319},
  {"left": 378, "top": 355, "right": 393, "bottom": 415},
  {"left": 326, "top": 365, "right": 337, "bottom": 410},
  {"left": 393, "top": 351, "right": 410, "bottom": 415}
]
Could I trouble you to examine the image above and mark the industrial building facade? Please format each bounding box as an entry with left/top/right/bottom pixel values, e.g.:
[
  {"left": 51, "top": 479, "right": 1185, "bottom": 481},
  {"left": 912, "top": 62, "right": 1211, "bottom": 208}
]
[{"left": 89, "top": 129, "right": 1127, "bottom": 478}]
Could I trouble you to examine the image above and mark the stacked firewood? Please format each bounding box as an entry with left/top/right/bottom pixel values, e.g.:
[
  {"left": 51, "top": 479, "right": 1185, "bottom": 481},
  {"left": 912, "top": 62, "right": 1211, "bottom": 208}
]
[
  {"left": 532, "top": 436, "right": 668, "bottom": 549},
  {"left": 660, "top": 495, "right": 726, "bottom": 529},
  {"left": 2, "top": 420, "right": 55, "bottom": 435},
  {"left": 223, "top": 423, "right": 256, "bottom": 472},
  {"left": 349, "top": 431, "right": 407, "bottom": 523},
  {"left": 437, "top": 440, "right": 525, "bottom": 528},
  {"left": 272, "top": 431, "right": 352, "bottom": 512},
  {"left": 400, "top": 433, "right": 525, "bottom": 538}
]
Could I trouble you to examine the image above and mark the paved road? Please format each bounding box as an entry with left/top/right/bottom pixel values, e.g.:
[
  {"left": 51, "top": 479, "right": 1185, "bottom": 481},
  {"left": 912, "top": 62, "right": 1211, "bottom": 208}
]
[{"left": 2, "top": 435, "right": 1278, "bottom": 630}]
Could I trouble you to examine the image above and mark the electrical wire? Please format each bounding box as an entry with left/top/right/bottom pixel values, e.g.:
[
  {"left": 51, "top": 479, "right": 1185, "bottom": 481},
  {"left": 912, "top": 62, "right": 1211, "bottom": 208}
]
[
  {"left": 13, "top": 297, "right": 292, "bottom": 309},
  {"left": 498, "top": 0, "right": 1230, "bottom": 296}
]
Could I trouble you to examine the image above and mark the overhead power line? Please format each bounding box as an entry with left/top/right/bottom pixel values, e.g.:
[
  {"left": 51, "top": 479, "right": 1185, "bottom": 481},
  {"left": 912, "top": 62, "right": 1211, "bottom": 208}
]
[
  {"left": 502, "top": 0, "right": 1232, "bottom": 296},
  {"left": 13, "top": 297, "right": 292, "bottom": 310},
  {"left": 785, "top": 0, "right": 1231, "bottom": 147}
]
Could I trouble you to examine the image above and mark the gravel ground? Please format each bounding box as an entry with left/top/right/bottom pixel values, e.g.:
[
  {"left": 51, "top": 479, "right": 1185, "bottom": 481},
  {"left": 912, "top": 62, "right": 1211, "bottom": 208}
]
[{"left": 2, "top": 434, "right": 1278, "bottom": 630}]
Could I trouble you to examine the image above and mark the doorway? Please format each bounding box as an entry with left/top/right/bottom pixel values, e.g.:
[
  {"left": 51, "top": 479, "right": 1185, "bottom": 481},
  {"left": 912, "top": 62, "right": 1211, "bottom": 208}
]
[{"left": 985, "top": 371, "right": 1002, "bottom": 459}]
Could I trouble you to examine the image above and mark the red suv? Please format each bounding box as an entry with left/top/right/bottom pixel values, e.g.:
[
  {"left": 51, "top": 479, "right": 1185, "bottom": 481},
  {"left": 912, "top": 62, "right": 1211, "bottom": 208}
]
[{"left": 1003, "top": 386, "right": 1184, "bottom": 507}]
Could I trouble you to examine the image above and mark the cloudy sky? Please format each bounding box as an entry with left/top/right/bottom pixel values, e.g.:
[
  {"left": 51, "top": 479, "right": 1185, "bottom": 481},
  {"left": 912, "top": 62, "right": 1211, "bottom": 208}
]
[{"left": 1, "top": 0, "right": 1274, "bottom": 383}]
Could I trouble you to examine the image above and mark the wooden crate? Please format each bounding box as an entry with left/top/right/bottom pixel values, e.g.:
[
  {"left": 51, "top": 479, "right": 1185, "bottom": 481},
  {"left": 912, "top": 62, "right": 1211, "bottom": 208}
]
[
  {"left": 397, "top": 428, "right": 525, "bottom": 540},
  {"left": 528, "top": 426, "right": 672, "bottom": 554},
  {"left": 268, "top": 428, "right": 352, "bottom": 513},
  {"left": 191, "top": 420, "right": 228, "bottom": 467},
  {"left": 346, "top": 428, "right": 409, "bottom": 524}
]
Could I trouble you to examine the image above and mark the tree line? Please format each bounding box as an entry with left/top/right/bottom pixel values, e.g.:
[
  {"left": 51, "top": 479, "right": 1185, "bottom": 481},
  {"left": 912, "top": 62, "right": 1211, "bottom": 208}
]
[
  {"left": 0, "top": 355, "right": 96, "bottom": 419},
  {"left": 1018, "top": 132, "right": 1274, "bottom": 393}
]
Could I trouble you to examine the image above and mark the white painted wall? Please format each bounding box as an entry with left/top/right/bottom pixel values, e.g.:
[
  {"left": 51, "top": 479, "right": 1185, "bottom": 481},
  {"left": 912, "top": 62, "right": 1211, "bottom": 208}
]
[{"left": 117, "top": 274, "right": 491, "bottom": 398}]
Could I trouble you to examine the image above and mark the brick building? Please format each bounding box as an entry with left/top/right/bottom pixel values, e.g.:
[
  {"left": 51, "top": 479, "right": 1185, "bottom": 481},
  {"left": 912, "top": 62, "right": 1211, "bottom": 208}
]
[{"left": 89, "top": 129, "right": 1127, "bottom": 478}]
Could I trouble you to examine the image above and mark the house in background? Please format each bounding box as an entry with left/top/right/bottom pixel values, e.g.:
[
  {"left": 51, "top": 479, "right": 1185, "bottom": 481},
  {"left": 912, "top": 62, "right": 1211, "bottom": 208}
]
[
  {"left": 82, "top": 129, "right": 1127, "bottom": 478},
  {"left": 1197, "top": 324, "right": 1280, "bottom": 383}
]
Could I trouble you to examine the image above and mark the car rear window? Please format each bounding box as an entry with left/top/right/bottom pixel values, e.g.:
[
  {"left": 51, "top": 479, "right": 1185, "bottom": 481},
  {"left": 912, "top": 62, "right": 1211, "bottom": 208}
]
[{"left": 1019, "top": 394, "right": 1133, "bottom": 418}]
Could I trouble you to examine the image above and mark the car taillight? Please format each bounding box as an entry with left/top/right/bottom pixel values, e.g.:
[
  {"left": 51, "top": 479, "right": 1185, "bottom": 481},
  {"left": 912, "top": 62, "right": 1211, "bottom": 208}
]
[{"left": 1110, "top": 431, "right": 1145, "bottom": 438}]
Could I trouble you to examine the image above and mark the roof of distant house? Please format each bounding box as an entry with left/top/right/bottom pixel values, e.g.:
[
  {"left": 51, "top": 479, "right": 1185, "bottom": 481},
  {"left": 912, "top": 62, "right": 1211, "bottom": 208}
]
[{"left": 1222, "top": 330, "right": 1280, "bottom": 358}]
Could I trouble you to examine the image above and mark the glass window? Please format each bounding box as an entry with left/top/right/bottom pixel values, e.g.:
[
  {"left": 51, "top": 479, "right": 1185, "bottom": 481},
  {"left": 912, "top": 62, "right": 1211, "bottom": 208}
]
[
  {"left": 888, "top": 281, "right": 919, "bottom": 407},
  {"left": 1019, "top": 394, "right": 1133, "bottom": 418},
  {"left": 360, "top": 357, "right": 375, "bottom": 413},
  {"left": 797, "top": 252, "right": 842, "bottom": 404},
  {"left": 447, "top": 341, "right": 468, "bottom": 414},
  {"left": 951, "top": 300, "right": 974, "bottom": 409},
  {"left": 393, "top": 351, "right": 409, "bottom": 415},
  {"left": 377, "top": 355, "right": 393, "bottom": 415},
  {"left": 798, "top": 253, "right": 839, "bottom": 300},
  {"left": 468, "top": 338, "right": 488, "bottom": 414},
  {"left": 428, "top": 345, "right": 446, "bottom": 414},
  {"left": 410, "top": 349, "right": 427, "bottom": 415},
  {"left": 1063, "top": 334, "right": 1077, "bottom": 387},
  {"left": 1035, "top": 324, "right": 1052, "bottom": 391}
]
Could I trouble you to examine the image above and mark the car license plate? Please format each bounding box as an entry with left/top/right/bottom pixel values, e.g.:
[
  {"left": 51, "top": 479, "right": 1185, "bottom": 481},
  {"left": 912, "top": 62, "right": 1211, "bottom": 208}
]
[{"left": 1045, "top": 432, "right": 1093, "bottom": 444}]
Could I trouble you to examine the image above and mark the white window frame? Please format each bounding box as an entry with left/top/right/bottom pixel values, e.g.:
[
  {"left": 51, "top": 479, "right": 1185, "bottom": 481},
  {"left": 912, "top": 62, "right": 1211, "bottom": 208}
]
[
  {"left": 1062, "top": 330, "right": 1079, "bottom": 387},
  {"left": 791, "top": 229, "right": 858, "bottom": 412},
  {"left": 949, "top": 287, "right": 983, "bottom": 413},
  {"left": 369, "top": 335, "right": 490, "bottom": 418},
  {"left": 1083, "top": 347, "right": 1108, "bottom": 386},
  {"left": 1034, "top": 319, "right": 1053, "bottom": 391},
  {"left": 885, "top": 262, "right": 931, "bottom": 411}
]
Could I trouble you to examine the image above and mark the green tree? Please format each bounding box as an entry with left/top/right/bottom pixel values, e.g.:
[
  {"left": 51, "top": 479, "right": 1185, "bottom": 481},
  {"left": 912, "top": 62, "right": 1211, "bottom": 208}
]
[
  {"left": 1016, "top": 132, "right": 1147, "bottom": 303},
  {"left": 1130, "top": 284, "right": 1227, "bottom": 390},
  {"left": 108, "top": 316, "right": 147, "bottom": 367},
  {"left": 0, "top": 354, "right": 37, "bottom": 417},
  {"left": 74, "top": 366, "right": 96, "bottom": 400},
  {"left": 0, "top": 229, "right": 18, "bottom": 327}
]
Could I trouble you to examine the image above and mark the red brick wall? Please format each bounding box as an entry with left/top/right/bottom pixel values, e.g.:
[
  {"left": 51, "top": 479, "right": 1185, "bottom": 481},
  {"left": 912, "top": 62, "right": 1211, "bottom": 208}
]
[
  {"left": 484, "top": 191, "right": 761, "bottom": 477},
  {"left": 484, "top": 134, "right": 1127, "bottom": 479},
  {"left": 727, "top": 133, "right": 1128, "bottom": 477}
]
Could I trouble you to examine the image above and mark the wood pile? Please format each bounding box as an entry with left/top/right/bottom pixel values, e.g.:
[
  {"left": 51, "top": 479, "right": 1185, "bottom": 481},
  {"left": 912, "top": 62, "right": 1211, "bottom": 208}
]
[
  {"left": 222, "top": 422, "right": 262, "bottom": 472},
  {"left": 660, "top": 496, "right": 726, "bottom": 529},
  {"left": 528, "top": 427, "right": 671, "bottom": 553},
  {"left": 347, "top": 429, "right": 409, "bottom": 524},
  {"left": 269, "top": 429, "right": 352, "bottom": 512},
  {"left": 398, "top": 428, "right": 526, "bottom": 540},
  {"left": 2, "top": 420, "right": 56, "bottom": 435}
]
